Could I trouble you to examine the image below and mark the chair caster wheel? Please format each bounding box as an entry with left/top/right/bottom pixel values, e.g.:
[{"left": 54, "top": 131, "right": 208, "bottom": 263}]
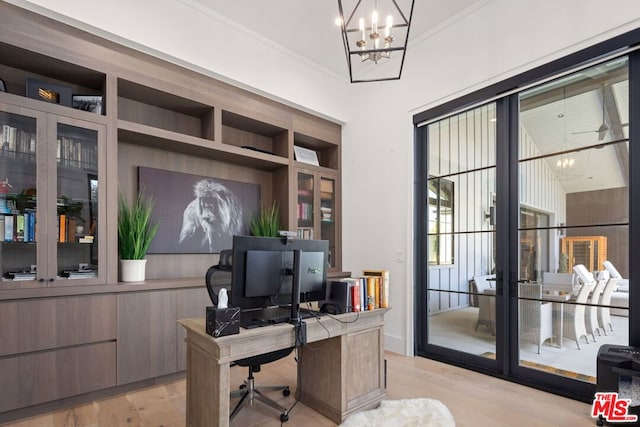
[
  {"left": 280, "top": 413, "right": 289, "bottom": 422},
  {"left": 239, "top": 384, "right": 246, "bottom": 390},
  {"left": 283, "top": 387, "right": 291, "bottom": 397}
]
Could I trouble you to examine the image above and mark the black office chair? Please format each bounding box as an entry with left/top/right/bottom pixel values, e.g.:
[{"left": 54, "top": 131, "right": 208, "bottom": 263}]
[{"left": 205, "top": 254, "right": 293, "bottom": 423}]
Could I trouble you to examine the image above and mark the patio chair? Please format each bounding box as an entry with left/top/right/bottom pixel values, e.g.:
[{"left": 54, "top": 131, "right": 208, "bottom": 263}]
[
  {"left": 603, "top": 260, "right": 629, "bottom": 291},
  {"left": 475, "top": 292, "right": 496, "bottom": 335},
  {"left": 519, "top": 283, "right": 553, "bottom": 354},
  {"left": 472, "top": 275, "right": 496, "bottom": 335},
  {"left": 598, "top": 276, "right": 619, "bottom": 334},
  {"left": 586, "top": 270, "right": 608, "bottom": 341},
  {"left": 563, "top": 264, "right": 595, "bottom": 349}
]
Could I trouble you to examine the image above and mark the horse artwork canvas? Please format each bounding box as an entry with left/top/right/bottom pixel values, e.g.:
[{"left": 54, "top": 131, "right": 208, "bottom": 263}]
[{"left": 138, "top": 167, "right": 260, "bottom": 254}]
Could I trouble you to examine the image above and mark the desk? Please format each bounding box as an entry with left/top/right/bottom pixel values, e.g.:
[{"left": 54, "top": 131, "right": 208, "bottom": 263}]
[{"left": 178, "top": 308, "right": 388, "bottom": 427}]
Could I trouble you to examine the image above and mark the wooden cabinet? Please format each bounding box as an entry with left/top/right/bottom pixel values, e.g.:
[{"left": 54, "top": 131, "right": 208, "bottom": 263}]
[
  {"left": 0, "top": 2, "right": 343, "bottom": 418},
  {"left": 116, "top": 287, "right": 213, "bottom": 384},
  {"left": 176, "top": 287, "right": 211, "bottom": 371},
  {"left": 0, "top": 295, "right": 117, "bottom": 412},
  {"left": 0, "top": 3, "right": 342, "bottom": 286},
  {"left": 296, "top": 168, "right": 341, "bottom": 270},
  {"left": 0, "top": 342, "right": 116, "bottom": 414},
  {"left": 561, "top": 235, "right": 607, "bottom": 272},
  {"left": 293, "top": 127, "right": 341, "bottom": 271},
  {"left": 116, "top": 290, "right": 177, "bottom": 385},
  {"left": 0, "top": 98, "right": 106, "bottom": 287}
]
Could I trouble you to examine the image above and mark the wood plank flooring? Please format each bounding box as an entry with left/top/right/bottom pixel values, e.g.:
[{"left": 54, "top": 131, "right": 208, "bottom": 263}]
[{"left": 1, "top": 352, "right": 594, "bottom": 426}]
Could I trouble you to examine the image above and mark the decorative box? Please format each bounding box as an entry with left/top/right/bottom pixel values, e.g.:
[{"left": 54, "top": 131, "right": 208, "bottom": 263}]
[{"left": 206, "top": 306, "right": 240, "bottom": 337}]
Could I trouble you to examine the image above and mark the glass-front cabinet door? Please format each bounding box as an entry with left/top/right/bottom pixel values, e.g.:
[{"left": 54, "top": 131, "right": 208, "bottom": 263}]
[
  {"left": 297, "top": 172, "right": 315, "bottom": 239},
  {"left": 53, "top": 119, "right": 103, "bottom": 283},
  {"left": 0, "top": 102, "right": 105, "bottom": 287},
  {"left": 296, "top": 169, "right": 340, "bottom": 271},
  {"left": 0, "top": 108, "right": 42, "bottom": 284},
  {"left": 319, "top": 176, "right": 337, "bottom": 269}
]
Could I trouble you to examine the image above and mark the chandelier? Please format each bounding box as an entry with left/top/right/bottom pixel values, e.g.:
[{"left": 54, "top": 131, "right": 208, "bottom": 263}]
[{"left": 337, "top": 0, "right": 415, "bottom": 83}]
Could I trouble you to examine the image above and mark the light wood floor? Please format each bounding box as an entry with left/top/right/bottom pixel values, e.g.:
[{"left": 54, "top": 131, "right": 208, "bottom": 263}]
[{"left": 1, "top": 351, "right": 594, "bottom": 426}]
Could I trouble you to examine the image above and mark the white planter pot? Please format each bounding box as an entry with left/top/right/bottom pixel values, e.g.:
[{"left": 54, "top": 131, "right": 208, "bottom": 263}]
[{"left": 120, "top": 259, "right": 147, "bottom": 282}]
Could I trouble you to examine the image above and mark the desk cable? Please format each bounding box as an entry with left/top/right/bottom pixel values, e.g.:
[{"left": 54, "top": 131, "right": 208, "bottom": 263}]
[{"left": 281, "top": 319, "right": 305, "bottom": 425}]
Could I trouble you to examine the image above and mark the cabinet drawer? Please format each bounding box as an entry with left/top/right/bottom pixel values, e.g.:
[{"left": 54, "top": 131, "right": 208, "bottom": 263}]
[
  {"left": 0, "top": 341, "right": 116, "bottom": 413},
  {"left": 0, "top": 295, "right": 116, "bottom": 356}
]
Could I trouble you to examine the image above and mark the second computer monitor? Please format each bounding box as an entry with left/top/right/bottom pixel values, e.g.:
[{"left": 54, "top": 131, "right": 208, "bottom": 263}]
[{"left": 230, "top": 235, "right": 328, "bottom": 311}]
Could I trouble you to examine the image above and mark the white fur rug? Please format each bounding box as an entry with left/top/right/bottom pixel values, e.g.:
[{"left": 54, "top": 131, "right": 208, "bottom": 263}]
[{"left": 340, "top": 398, "right": 455, "bottom": 427}]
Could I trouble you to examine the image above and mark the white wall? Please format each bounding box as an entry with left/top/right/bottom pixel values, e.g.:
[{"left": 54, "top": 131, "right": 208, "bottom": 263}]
[{"left": 11, "top": 0, "right": 640, "bottom": 356}]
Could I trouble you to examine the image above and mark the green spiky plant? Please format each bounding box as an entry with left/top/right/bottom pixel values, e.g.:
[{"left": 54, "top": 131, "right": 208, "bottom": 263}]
[
  {"left": 118, "top": 190, "right": 160, "bottom": 260},
  {"left": 249, "top": 201, "right": 281, "bottom": 237}
]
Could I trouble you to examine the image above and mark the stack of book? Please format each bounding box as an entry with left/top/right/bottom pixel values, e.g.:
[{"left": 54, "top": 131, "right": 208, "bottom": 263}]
[
  {"left": 335, "top": 269, "right": 390, "bottom": 312},
  {"left": 321, "top": 206, "right": 332, "bottom": 222},
  {"left": 62, "top": 269, "right": 97, "bottom": 279},
  {"left": 5, "top": 271, "right": 36, "bottom": 281}
]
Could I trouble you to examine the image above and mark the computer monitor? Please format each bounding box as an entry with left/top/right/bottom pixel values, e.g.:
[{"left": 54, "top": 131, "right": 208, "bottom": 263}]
[{"left": 230, "top": 235, "right": 329, "bottom": 312}]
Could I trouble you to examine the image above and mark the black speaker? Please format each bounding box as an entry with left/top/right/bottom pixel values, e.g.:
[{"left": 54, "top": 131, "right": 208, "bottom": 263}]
[{"left": 320, "top": 281, "right": 349, "bottom": 314}]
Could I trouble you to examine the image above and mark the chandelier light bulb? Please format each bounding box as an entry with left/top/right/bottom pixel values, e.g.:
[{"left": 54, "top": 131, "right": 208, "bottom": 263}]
[
  {"left": 371, "top": 10, "right": 378, "bottom": 36},
  {"left": 385, "top": 15, "right": 393, "bottom": 38},
  {"left": 556, "top": 157, "right": 575, "bottom": 169}
]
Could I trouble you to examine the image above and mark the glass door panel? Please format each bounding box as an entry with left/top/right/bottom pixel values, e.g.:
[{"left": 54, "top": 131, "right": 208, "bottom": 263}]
[
  {"left": 56, "top": 123, "right": 98, "bottom": 280},
  {"left": 297, "top": 172, "right": 314, "bottom": 239},
  {"left": 518, "top": 57, "right": 629, "bottom": 382},
  {"left": 0, "top": 111, "right": 38, "bottom": 282},
  {"left": 320, "top": 176, "right": 336, "bottom": 268},
  {"left": 426, "top": 103, "right": 498, "bottom": 358}
]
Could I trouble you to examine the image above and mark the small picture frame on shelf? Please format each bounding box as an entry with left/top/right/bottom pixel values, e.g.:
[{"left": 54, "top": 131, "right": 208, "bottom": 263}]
[
  {"left": 72, "top": 95, "right": 103, "bottom": 114},
  {"left": 294, "top": 145, "right": 320, "bottom": 166},
  {"left": 26, "top": 77, "right": 72, "bottom": 106}
]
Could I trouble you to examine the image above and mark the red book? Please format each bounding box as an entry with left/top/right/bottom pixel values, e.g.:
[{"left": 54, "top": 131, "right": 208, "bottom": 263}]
[{"left": 350, "top": 283, "right": 361, "bottom": 312}]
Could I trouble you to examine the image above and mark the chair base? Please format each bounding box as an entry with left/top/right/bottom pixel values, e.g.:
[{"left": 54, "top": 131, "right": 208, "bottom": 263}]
[{"left": 230, "top": 375, "right": 291, "bottom": 422}]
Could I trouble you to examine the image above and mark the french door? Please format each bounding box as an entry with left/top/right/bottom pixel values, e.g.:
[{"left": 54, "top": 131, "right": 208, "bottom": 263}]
[{"left": 416, "top": 54, "right": 631, "bottom": 401}]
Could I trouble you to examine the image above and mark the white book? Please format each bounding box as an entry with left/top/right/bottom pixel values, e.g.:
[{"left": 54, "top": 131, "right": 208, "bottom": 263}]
[{"left": 4, "top": 215, "right": 13, "bottom": 241}]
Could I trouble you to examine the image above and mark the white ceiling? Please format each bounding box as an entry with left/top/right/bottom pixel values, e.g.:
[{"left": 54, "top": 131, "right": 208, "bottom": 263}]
[
  {"left": 191, "top": 0, "right": 480, "bottom": 78},
  {"left": 520, "top": 61, "right": 629, "bottom": 195}
]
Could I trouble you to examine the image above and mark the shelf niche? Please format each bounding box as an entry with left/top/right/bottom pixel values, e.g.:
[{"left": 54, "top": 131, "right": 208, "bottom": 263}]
[
  {"left": 294, "top": 131, "right": 339, "bottom": 170},
  {"left": 0, "top": 41, "right": 105, "bottom": 113},
  {"left": 221, "top": 110, "right": 288, "bottom": 160},
  {"left": 117, "top": 79, "right": 214, "bottom": 140}
]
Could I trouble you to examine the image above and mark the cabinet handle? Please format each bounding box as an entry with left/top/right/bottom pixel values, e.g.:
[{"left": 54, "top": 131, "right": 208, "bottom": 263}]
[
  {"left": 39, "top": 278, "right": 44, "bottom": 282},
  {"left": 48, "top": 278, "right": 54, "bottom": 282}
]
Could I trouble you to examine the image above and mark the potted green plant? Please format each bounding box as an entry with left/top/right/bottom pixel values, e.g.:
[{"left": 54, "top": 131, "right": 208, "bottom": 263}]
[
  {"left": 250, "top": 201, "right": 281, "bottom": 237},
  {"left": 118, "top": 189, "right": 159, "bottom": 282}
]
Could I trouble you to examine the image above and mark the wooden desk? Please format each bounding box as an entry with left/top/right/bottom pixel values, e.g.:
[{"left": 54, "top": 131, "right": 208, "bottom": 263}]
[{"left": 178, "top": 308, "right": 388, "bottom": 426}]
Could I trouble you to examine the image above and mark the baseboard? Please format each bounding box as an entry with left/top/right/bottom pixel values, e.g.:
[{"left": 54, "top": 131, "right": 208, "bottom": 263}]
[{"left": 385, "top": 333, "right": 407, "bottom": 355}]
